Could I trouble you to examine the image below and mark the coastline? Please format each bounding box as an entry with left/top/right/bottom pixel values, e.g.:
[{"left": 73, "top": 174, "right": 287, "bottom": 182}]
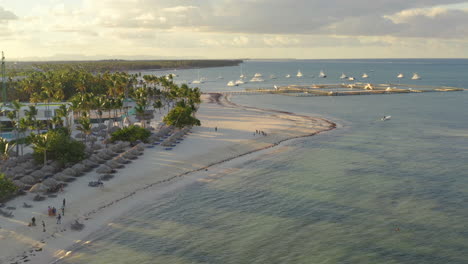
[{"left": 0, "top": 93, "right": 336, "bottom": 264}]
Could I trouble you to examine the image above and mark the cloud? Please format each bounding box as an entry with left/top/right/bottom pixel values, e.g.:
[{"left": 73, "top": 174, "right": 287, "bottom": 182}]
[{"left": 0, "top": 6, "right": 17, "bottom": 21}]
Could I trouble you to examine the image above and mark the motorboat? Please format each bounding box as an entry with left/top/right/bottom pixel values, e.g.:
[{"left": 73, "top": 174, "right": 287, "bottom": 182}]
[
  {"left": 319, "top": 70, "right": 327, "bottom": 78},
  {"left": 235, "top": 79, "right": 245, "bottom": 85},
  {"left": 285, "top": 74, "right": 291, "bottom": 78},
  {"left": 227, "top": 81, "right": 237, "bottom": 87},
  {"left": 362, "top": 73, "right": 369, "bottom": 78},
  {"left": 381, "top": 115, "right": 391, "bottom": 121},
  {"left": 397, "top": 73, "right": 404, "bottom": 79},
  {"left": 250, "top": 77, "right": 264, "bottom": 82},
  {"left": 254, "top": 73, "right": 263, "bottom": 78},
  {"left": 296, "top": 70, "right": 303, "bottom": 77},
  {"left": 348, "top": 77, "right": 355, "bottom": 81}
]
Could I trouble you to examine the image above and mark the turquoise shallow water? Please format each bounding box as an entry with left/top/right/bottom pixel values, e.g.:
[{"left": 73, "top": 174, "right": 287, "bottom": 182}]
[{"left": 59, "top": 60, "right": 468, "bottom": 264}]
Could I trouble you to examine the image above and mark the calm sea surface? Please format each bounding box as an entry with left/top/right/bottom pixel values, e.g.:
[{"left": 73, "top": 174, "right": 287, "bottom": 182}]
[{"left": 59, "top": 60, "right": 468, "bottom": 264}]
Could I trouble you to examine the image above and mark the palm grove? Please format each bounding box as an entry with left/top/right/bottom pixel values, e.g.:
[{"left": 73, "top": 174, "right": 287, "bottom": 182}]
[{"left": 0, "top": 69, "right": 202, "bottom": 201}]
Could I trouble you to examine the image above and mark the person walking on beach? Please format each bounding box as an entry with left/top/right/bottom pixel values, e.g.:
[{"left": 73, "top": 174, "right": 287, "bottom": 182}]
[
  {"left": 215, "top": 126, "right": 217, "bottom": 132},
  {"left": 63, "top": 198, "right": 66, "bottom": 208},
  {"left": 57, "top": 214, "right": 61, "bottom": 224},
  {"left": 31, "top": 217, "right": 36, "bottom": 226},
  {"left": 61, "top": 206, "right": 65, "bottom": 216},
  {"left": 42, "top": 221, "right": 46, "bottom": 232}
]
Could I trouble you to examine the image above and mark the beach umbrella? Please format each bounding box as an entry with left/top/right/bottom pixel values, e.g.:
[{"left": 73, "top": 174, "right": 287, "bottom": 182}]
[
  {"left": 98, "top": 152, "right": 112, "bottom": 160},
  {"left": 29, "top": 183, "right": 48, "bottom": 193},
  {"left": 75, "top": 133, "right": 85, "bottom": 139},
  {"left": 83, "top": 159, "right": 99, "bottom": 169},
  {"left": 42, "top": 178, "right": 59, "bottom": 188},
  {"left": 50, "top": 160, "right": 63, "bottom": 171},
  {"left": 63, "top": 168, "right": 78, "bottom": 177},
  {"left": 20, "top": 175, "right": 36, "bottom": 185},
  {"left": 105, "top": 148, "right": 118, "bottom": 157},
  {"left": 109, "top": 126, "right": 120, "bottom": 134},
  {"left": 13, "top": 180, "right": 26, "bottom": 189},
  {"left": 72, "top": 164, "right": 87, "bottom": 175},
  {"left": 96, "top": 165, "right": 115, "bottom": 174},
  {"left": 123, "top": 152, "right": 137, "bottom": 160},
  {"left": 91, "top": 127, "right": 101, "bottom": 133},
  {"left": 30, "top": 170, "right": 45, "bottom": 180},
  {"left": 106, "top": 160, "right": 123, "bottom": 169},
  {"left": 97, "top": 131, "right": 107, "bottom": 138},
  {"left": 41, "top": 165, "right": 56, "bottom": 174},
  {"left": 98, "top": 124, "right": 107, "bottom": 130},
  {"left": 53, "top": 173, "right": 73, "bottom": 182},
  {"left": 90, "top": 155, "right": 105, "bottom": 164},
  {"left": 3, "top": 159, "right": 17, "bottom": 168},
  {"left": 93, "top": 144, "right": 103, "bottom": 151},
  {"left": 115, "top": 157, "right": 130, "bottom": 164},
  {"left": 136, "top": 144, "right": 145, "bottom": 152}
]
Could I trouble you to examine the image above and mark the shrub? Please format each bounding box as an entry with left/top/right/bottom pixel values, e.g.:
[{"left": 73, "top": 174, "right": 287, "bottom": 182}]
[
  {"left": 0, "top": 173, "right": 17, "bottom": 202},
  {"left": 30, "top": 129, "right": 86, "bottom": 165},
  {"left": 110, "top": 125, "right": 151, "bottom": 143},
  {"left": 163, "top": 105, "right": 201, "bottom": 128}
]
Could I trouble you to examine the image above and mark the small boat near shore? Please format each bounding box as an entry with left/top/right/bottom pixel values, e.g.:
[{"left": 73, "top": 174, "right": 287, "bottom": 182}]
[
  {"left": 286, "top": 74, "right": 291, "bottom": 78},
  {"left": 340, "top": 73, "right": 347, "bottom": 79},
  {"left": 381, "top": 115, "right": 391, "bottom": 121},
  {"left": 362, "top": 73, "right": 369, "bottom": 78},
  {"left": 319, "top": 70, "right": 327, "bottom": 78},
  {"left": 227, "top": 81, "right": 237, "bottom": 86},
  {"left": 296, "top": 70, "right": 303, "bottom": 78},
  {"left": 397, "top": 73, "right": 404, "bottom": 79}
]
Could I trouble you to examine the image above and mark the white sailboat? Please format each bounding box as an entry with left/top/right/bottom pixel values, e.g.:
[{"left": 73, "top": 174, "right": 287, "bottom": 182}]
[
  {"left": 362, "top": 73, "right": 369, "bottom": 78},
  {"left": 227, "top": 81, "right": 237, "bottom": 87},
  {"left": 397, "top": 73, "right": 404, "bottom": 79},
  {"left": 191, "top": 70, "right": 203, "bottom": 84},
  {"left": 296, "top": 70, "right": 303, "bottom": 78},
  {"left": 348, "top": 77, "right": 356, "bottom": 81},
  {"left": 411, "top": 73, "right": 421, "bottom": 80},
  {"left": 254, "top": 73, "right": 263, "bottom": 78},
  {"left": 340, "top": 73, "right": 347, "bottom": 79},
  {"left": 240, "top": 64, "right": 245, "bottom": 79},
  {"left": 319, "top": 70, "right": 327, "bottom": 78},
  {"left": 285, "top": 74, "right": 291, "bottom": 78}
]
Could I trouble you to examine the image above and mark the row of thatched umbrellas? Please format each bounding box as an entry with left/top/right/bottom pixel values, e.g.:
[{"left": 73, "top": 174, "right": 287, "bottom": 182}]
[
  {"left": 26, "top": 141, "right": 136, "bottom": 193},
  {"left": 160, "top": 127, "right": 191, "bottom": 147}
]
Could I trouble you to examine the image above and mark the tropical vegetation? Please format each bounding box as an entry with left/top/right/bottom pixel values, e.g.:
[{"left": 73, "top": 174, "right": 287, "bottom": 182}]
[
  {"left": 110, "top": 125, "right": 151, "bottom": 143},
  {"left": 0, "top": 173, "right": 17, "bottom": 202}
]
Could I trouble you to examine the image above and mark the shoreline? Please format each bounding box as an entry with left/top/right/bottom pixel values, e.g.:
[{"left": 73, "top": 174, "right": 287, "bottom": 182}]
[{"left": 0, "top": 93, "right": 336, "bottom": 264}]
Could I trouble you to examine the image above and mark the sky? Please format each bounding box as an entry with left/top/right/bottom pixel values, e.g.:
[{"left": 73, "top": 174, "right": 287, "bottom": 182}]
[{"left": 0, "top": 0, "right": 468, "bottom": 60}]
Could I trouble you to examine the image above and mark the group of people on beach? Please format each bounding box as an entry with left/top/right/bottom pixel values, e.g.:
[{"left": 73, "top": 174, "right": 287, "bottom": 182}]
[
  {"left": 254, "top": 130, "right": 267, "bottom": 136},
  {"left": 29, "top": 198, "right": 66, "bottom": 231}
]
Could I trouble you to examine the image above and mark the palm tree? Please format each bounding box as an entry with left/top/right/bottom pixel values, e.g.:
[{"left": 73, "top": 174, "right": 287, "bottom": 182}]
[
  {"left": 29, "top": 133, "right": 49, "bottom": 166},
  {"left": 6, "top": 100, "right": 22, "bottom": 156},
  {"left": 24, "top": 105, "right": 39, "bottom": 133},
  {"left": 76, "top": 114, "right": 92, "bottom": 145},
  {"left": 0, "top": 137, "right": 15, "bottom": 160},
  {"left": 55, "top": 104, "right": 72, "bottom": 133}
]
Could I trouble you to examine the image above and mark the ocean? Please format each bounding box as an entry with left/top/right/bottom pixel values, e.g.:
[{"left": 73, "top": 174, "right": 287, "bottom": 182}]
[{"left": 58, "top": 59, "right": 468, "bottom": 264}]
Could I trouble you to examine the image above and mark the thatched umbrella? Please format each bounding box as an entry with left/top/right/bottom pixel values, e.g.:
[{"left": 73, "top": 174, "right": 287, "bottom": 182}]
[
  {"left": 29, "top": 183, "right": 48, "bottom": 193},
  {"left": 136, "top": 144, "right": 145, "bottom": 152},
  {"left": 71, "top": 164, "right": 87, "bottom": 175},
  {"left": 63, "top": 168, "right": 78, "bottom": 177},
  {"left": 13, "top": 180, "right": 26, "bottom": 189},
  {"left": 42, "top": 178, "right": 59, "bottom": 188},
  {"left": 30, "top": 170, "right": 45, "bottom": 180},
  {"left": 50, "top": 160, "right": 63, "bottom": 171},
  {"left": 115, "top": 157, "right": 130, "bottom": 164},
  {"left": 121, "top": 141, "right": 131, "bottom": 148},
  {"left": 98, "top": 152, "right": 112, "bottom": 160},
  {"left": 110, "top": 144, "right": 124, "bottom": 153},
  {"left": 104, "top": 148, "right": 118, "bottom": 157},
  {"left": 90, "top": 155, "right": 105, "bottom": 164},
  {"left": 53, "top": 173, "right": 74, "bottom": 182},
  {"left": 106, "top": 160, "right": 123, "bottom": 169},
  {"left": 91, "top": 127, "right": 100, "bottom": 133},
  {"left": 92, "top": 144, "right": 103, "bottom": 151},
  {"left": 96, "top": 165, "right": 115, "bottom": 174},
  {"left": 75, "top": 133, "right": 85, "bottom": 139},
  {"left": 109, "top": 126, "right": 120, "bottom": 134},
  {"left": 98, "top": 124, "right": 107, "bottom": 130},
  {"left": 131, "top": 149, "right": 143, "bottom": 156},
  {"left": 123, "top": 152, "right": 137, "bottom": 160},
  {"left": 3, "top": 159, "right": 17, "bottom": 168},
  {"left": 83, "top": 159, "right": 99, "bottom": 169},
  {"left": 41, "top": 165, "right": 56, "bottom": 174},
  {"left": 97, "top": 131, "right": 107, "bottom": 138}
]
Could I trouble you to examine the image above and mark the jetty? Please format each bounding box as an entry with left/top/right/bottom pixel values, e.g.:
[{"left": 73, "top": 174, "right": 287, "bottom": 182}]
[{"left": 212, "top": 83, "right": 464, "bottom": 97}]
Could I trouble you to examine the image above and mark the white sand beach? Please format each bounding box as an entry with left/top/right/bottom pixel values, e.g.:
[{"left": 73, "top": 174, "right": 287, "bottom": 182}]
[{"left": 0, "top": 94, "right": 335, "bottom": 264}]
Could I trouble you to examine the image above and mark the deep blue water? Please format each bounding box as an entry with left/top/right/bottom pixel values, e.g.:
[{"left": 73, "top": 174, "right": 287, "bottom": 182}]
[{"left": 60, "top": 60, "right": 468, "bottom": 264}]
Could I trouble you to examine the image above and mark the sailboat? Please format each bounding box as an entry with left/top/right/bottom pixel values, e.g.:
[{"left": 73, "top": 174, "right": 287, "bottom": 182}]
[
  {"left": 319, "top": 70, "right": 327, "bottom": 78},
  {"left": 240, "top": 64, "right": 245, "bottom": 79},
  {"left": 411, "top": 73, "right": 421, "bottom": 80},
  {"left": 254, "top": 73, "right": 263, "bottom": 78},
  {"left": 348, "top": 77, "right": 356, "bottom": 81},
  {"left": 296, "top": 70, "right": 303, "bottom": 78},
  {"left": 340, "top": 73, "right": 347, "bottom": 79},
  {"left": 397, "top": 73, "right": 404, "bottom": 79},
  {"left": 362, "top": 73, "right": 369, "bottom": 78},
  {"left": 191, "top": 70, "right": 203, "bottom": 84},
  {"left": 227, "top": 81, "right": 237, "bottom": 87},
  {"left": 285, "top": 74, "right": 291, "bottom": 78}
]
